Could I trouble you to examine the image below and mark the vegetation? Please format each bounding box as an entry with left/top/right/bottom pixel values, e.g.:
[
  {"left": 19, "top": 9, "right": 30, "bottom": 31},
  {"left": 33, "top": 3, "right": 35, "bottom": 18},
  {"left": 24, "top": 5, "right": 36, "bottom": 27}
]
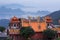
[
  {"left": 56, "top": 37, "right": 60, "bottom": 40},
  {"left": 43, "top": 29, "right": 57, "bottom": 40},
  {"left": 20, "top": 27, "right": 35, "bottom": 40},
  {"left": 0, "top": 26, "right": 6, "bottom": 32}
]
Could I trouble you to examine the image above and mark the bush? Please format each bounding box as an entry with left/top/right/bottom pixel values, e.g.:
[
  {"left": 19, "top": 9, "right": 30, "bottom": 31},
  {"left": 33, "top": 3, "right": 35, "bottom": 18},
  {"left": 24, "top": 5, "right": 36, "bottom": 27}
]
[
  {"left": 56, "top": 38, "right": 60, "bottom": 40},
  {"left": 0, "top": 26, "right": 6, "bottom": 32}
]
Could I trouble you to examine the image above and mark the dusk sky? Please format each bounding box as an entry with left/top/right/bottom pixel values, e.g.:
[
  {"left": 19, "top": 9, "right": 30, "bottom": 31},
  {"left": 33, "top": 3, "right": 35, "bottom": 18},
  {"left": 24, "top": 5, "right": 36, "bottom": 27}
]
[
  {"left": 0, "top": 0, "right": 60, "bottom": 19},
  {"left": 0, "top": 0, "right": 60, "bottom": 12}
]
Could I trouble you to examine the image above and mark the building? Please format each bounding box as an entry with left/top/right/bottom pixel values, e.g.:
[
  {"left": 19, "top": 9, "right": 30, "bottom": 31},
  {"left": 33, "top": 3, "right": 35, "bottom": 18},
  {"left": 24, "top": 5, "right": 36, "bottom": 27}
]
[
  {"left": 8, "top": 16, "right": 23, "bottom": 40},
  {"left": 8, "top": 16, "right": 60, "bottom": 40},
  {"left": 0, "top": 32, "right": 7, "bottom": 40}
]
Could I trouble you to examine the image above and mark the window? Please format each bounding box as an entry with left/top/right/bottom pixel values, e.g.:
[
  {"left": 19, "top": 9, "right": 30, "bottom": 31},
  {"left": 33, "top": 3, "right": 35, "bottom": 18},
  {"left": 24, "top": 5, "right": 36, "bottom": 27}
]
[{"left": 14, "top": 24, "right": 16, "bottom": 27}]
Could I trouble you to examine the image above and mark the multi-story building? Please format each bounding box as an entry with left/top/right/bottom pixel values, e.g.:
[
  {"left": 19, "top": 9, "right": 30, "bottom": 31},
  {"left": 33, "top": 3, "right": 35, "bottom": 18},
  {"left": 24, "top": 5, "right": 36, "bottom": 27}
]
[{"left": 8, "top": 16, "right": 60, "bottom": 40}]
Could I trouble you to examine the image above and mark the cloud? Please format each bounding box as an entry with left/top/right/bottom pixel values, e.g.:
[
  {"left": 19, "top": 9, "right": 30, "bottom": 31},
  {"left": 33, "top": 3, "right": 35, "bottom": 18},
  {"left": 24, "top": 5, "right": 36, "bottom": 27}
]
[
  {"left": 0, "top": 0, "right": 60, "bottom": 12},
  {"left": 0, "top": 0, "right": 59, "bottom": 17}
]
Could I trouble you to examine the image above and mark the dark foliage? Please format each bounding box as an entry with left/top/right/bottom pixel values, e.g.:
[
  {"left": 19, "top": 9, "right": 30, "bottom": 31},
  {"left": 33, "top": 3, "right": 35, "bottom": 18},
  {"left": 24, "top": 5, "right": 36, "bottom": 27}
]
[
  {"left": 0, "top": 26, "right": 6, "bottom": 32},
  {"left": 20, "top": 27, "right": 35, "bottom": 40},
  {"left": 43, "top": 29, "right": 57, "bottom": 40}
]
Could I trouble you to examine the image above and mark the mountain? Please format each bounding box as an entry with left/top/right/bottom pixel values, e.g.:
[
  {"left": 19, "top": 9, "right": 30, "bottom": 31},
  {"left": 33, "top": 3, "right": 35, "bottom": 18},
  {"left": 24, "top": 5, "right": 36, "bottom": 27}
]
[
  {"left": 0, "top": 19, "right": 10, "bottom": 28},
  {"left": 1, "top": 4, "right": 25, "bottom": 8},
  {"left": 47, "top": 10, "right": 60, "bottom": 25},
  {"left": 0, "top": 6, "right": 24, "bottom": 13},
  {"left": 25, "top": 11, "right": 50, "bottom": 17},
  {"left": 36, "top": 11, "right": 50, "bottom": 16},
  {"left": 0, "top": 6, "right": 25, "bottom": 19},
  {"left": 0, "top": 6, "right": 50, "bottom": 19}
]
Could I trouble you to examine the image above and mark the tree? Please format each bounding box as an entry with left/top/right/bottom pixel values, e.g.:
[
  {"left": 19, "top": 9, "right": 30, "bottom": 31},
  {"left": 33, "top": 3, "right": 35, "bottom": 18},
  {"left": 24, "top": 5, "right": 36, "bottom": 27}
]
[
  {"left": 56, "top": 37, "right": 60, "bottom": 40},
  {"left": 0, "top": 26, "right": 6, "bottom": 32},
  {"left": 43, "top": 29, "right": 57, "bottom": 40},
  {"left": 20, "top": 27, "right": 35, "bottom": 40}
]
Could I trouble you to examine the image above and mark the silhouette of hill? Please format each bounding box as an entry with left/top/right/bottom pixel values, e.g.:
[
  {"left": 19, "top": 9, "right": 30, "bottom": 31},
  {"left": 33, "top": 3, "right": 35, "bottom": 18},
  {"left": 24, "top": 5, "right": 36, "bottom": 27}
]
[
  {"left": 0, "top": 6, "right": 50, "bottom": 18},
  {"left": 47, "top": 10, "right": 60, "bottom": 25},
  {"left": 0, "top": 19, "right": 10, "bottom": 28}
]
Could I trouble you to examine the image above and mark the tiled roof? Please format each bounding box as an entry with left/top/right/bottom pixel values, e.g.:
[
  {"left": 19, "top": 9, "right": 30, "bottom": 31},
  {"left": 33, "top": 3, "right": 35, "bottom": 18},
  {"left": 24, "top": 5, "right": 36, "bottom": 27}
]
[
  {"left": 22, "top": 21, "right": 47, "bottom": 32},
  {"left": 10, "top": 16, "right": 19, "bottom": 23}
]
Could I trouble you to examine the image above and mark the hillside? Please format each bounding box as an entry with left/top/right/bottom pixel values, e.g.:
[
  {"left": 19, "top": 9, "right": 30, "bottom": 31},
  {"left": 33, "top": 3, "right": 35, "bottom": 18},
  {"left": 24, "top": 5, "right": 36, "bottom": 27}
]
[
  {"left": 0, "top": 19, "right": 10, "bottom": 28},
  {"left": 0, "top": 6, "right": 50, "bottom": 18},
  {"left": 47, "top": 10, "right": 60, "bottom": 25}
]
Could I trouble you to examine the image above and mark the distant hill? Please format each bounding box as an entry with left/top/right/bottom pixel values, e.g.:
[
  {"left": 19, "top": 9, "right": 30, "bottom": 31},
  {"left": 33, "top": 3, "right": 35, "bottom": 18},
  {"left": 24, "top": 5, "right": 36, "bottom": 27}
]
[
  {"left": 47, "top": 10, "right": 60, "bottom": 25},
  {"left": 1, "top": 4, "right": 25, "bottom": 8},
  {"left": 0, "top": 19, "right": 10, "bottom": 28},
  {"left": 0, "top": 6, "right": 24, "bottom": 13},
  {"left": 36, "top": 11, "right": 50, "bottom": 16},
  {"left": 0, "top": 6, "right": 25, "bottom": 19},
  {"left": 25, "top": 11, "right": 50, "bottom": 17},
  {"left": 0, "top": 6, "right": 50, "bottom": 18},
  {"left": 6, "top": 4, "right": 24, "bottom": 8}
]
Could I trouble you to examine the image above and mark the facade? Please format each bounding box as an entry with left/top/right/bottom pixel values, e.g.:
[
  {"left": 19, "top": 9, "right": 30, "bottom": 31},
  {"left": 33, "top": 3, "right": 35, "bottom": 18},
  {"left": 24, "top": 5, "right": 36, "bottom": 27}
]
[
  {"left": 8, "top": 16, "right": 60, "bottom": 40},
  {"left": 8, "top": 16, "right": 23, "bottom": 40}
]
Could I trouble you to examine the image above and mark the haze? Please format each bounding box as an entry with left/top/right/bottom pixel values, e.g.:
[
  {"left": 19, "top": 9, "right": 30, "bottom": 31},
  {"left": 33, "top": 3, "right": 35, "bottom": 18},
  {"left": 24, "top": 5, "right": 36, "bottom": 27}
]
[{"left": 0, "top": 0, "right": 60, "bottom": 12}]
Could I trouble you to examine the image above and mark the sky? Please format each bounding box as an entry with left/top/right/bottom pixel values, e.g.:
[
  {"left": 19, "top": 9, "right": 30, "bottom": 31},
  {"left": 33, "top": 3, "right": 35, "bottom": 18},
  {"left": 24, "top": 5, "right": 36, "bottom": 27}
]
[
  {"left": 0, "top": 0, "right": 60, "bottom": 12},
  {"left": 0, "top": 0, "right": 60, "bottom": 19}
]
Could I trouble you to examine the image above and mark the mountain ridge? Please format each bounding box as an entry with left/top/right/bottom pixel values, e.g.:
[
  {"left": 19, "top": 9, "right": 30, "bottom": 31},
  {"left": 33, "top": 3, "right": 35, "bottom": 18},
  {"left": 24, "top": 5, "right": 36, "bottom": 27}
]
[{"left": 46, "top": 10, "right": 60, "bottom": 25}]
